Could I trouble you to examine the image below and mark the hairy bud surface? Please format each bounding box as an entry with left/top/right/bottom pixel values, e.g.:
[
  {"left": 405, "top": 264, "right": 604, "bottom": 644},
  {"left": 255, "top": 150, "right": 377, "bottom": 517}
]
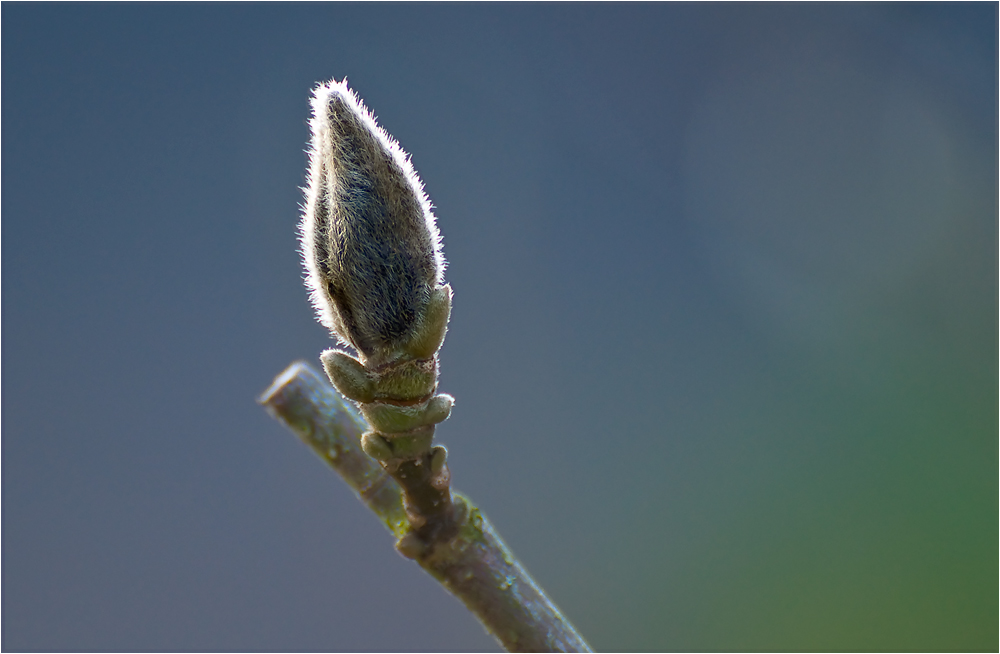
[{"left": 300, "top": 78, "right": 445, "bottom": 361}]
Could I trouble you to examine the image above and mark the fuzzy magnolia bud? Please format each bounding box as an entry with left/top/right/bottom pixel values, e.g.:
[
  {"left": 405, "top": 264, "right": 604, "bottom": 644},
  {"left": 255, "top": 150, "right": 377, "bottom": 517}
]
[
  {"left": 302, "top": 79, "right": 454, "bottom": 466},
  {"left": 300, "top": 78, "right": 445, "bottom": 361}
]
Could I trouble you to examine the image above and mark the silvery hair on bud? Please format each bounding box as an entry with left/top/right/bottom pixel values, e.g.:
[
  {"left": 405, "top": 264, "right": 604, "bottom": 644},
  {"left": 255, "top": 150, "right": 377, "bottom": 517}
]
[{"left": 300, "top": 78, "right": 445, "bottom": 358}]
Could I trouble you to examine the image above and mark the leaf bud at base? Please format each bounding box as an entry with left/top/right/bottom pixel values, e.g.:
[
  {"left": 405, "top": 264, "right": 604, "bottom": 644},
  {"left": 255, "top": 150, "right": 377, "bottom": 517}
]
[
  {"left": 360, "top": 394, "right": 453, "bottom": 434},
  {"left": 402, "top": 284, "right": 452, "bottom": 360},
  {"left": 360, "top": 432, "right": 394, "bottom": 460},
  {"left": 321, "top": 349, "right": 375, "bottom": 403},
  {"left": 395, "top": 532, "right": 427, "bottom": 560}
]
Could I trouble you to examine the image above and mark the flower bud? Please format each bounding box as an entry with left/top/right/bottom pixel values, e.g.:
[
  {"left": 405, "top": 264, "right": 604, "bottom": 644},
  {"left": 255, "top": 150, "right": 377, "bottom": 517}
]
[{"left": 300, "top": 78, "right": 445, "bottom": 361}]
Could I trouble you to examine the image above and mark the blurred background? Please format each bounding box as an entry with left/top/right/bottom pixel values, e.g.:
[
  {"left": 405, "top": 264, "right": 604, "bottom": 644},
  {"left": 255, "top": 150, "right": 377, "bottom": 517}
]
[{"left": 3, "top": 4, "right": 996, "bottom": 651}]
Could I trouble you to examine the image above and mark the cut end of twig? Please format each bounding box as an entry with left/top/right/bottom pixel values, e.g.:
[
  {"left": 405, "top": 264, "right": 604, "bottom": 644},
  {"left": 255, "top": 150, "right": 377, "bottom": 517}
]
[
  {"left": 257, "top": 361, "right": 309, "bottom": 406},
  {"left": 258, "top": 360, "right": 315, "bottom": 408}
]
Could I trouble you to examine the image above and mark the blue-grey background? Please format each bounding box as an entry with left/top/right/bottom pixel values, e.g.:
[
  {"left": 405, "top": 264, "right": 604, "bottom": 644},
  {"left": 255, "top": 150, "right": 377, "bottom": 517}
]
[{"left": 3, "top": 4, "right": 996, "bottom": 651}]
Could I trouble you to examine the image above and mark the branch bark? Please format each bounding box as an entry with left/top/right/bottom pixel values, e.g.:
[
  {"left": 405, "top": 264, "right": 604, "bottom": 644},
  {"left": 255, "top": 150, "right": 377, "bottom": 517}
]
[{"left": 260, "top": 361, "right": 593, "bottom": 653}]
